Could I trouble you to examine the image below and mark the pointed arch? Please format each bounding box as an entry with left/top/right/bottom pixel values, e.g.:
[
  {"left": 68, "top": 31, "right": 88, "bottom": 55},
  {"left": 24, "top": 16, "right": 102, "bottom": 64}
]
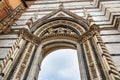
[{"left": 31, "top": 7, "right": 89, "bottom": 33}]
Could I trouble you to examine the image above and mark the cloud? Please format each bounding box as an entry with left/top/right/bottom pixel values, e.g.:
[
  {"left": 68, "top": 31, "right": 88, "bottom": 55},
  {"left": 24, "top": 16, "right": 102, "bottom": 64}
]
[{"left": 38, "top": 49, "right": 80, "bottom": 80}]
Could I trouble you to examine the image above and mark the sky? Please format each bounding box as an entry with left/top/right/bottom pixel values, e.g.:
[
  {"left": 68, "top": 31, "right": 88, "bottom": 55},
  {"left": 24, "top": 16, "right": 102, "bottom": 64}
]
[{"left": 38, "top": 49, "right": 81, "bottom": 80}]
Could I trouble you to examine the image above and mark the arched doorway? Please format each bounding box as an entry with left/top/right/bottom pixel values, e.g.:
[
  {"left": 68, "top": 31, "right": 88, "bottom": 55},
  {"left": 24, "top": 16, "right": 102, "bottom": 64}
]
[
  {"left": 6, "top": 6, "right": 120, "bottom": 80},
  {"left": 26, "top": 16, "right": 100, "bottom": 80},
  {"left": 38, "top": 49, "right": 80, "bottom": 80}
]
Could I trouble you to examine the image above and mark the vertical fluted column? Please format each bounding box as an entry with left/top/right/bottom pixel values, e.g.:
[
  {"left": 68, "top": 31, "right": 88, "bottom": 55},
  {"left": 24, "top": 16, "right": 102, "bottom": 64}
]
[
  {"left": 27, "top": 45, "right": 43, "bottom": 80},
  {"left": 11, "top": 42, "right": 36, "bottom": 80},
  {"left": 83, "top": 41, "right": 102, "bottom": 80}
]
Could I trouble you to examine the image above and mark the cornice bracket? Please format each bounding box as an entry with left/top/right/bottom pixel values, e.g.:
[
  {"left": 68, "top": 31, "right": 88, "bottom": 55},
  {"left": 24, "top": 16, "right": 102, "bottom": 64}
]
[
  {"left": 78, "top": 24, "right": 100, "bottom": 44},
  {"left": 19, "top": 28, "right": 41, "bottom": 46}
]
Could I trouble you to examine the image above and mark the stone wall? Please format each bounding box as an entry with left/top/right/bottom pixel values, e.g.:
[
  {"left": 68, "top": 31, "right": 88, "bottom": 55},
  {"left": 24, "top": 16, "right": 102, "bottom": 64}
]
[
  {"left": 11, "top": 0, "right": 120, "bottom": 72},
  {"left": 0, "top": 0, "right": 120, "bottom": 79},
  {"left": 0, "top": 0, "right": 25, "bottom": 20}
]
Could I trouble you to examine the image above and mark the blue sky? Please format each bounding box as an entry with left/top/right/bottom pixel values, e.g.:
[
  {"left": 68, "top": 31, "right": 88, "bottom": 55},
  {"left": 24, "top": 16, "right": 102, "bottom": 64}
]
[{"left": 38, "top": 49, "right": 81, "bottom": 80}]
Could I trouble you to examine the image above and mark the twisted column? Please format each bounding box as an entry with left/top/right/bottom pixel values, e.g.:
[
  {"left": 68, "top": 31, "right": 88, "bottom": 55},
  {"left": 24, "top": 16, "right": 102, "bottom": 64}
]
[{"left": 96, "top": 32, "right": 120, "bottom": 80}]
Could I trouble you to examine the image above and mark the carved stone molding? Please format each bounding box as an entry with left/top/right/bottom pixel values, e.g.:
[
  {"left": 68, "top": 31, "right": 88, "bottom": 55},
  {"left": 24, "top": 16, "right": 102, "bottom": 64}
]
[
  {"left": 95, "top": 32, "right": 120, "bottom": 80},
  {"left": 34, "top": 20, "right": 85, "bottom": 37},
  {"left": 19, "top": 29, "right": 41, "bottom": 46},
  {"left": 15, "top": 43, "right": 35, "bottom": 80},
  {"left": 19, "top": 24, "right": 100, "bottom": 46},
  {"left": 83, "top": 41, "right": 101, "bottom": 79},
  {"left": 44, "top": 27, "right": 76, "bottom": 36},
  {"left": 78, "top": 24, "right": 100, "bottom": 44}
]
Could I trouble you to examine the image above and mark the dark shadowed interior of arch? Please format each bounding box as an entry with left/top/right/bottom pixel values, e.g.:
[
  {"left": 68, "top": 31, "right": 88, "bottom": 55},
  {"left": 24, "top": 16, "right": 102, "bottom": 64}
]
[{"left": 38, "top": 49, "right": 81, "bottom": 80}]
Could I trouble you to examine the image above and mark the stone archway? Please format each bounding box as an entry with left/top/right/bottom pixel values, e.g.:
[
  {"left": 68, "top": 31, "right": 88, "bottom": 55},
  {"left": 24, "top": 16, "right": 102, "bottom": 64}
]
[
  {"left": 21, "top": 15, "right": 119, "bottom": 80},
  {"left": 26, "top": 17, "right": 99, "bottom": 80},
  {"left": 2, "top": 6, "right": 120, "bottom": 80},
  {"left": 38, "top": 49, "right": 80, "bottom": 80}
]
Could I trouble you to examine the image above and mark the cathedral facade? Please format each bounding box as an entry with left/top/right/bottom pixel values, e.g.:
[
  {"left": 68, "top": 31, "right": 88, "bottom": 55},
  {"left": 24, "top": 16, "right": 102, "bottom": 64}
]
[{"left": 0, "top": 0, "right": 120, "bottom": 80}]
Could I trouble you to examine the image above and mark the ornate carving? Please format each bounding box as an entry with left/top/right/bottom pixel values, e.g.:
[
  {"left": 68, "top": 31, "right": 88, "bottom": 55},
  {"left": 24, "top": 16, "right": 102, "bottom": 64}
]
[
  {"left": 45, "top": 27, "right": 76, "bottom": 36},
  {"left": 26, "top": 17, "right": 33, "bottom": 29},
  {"left": 84, "top": 42, "right": 100, "bottom": 79},
  {"left": 19, "top": 24, "right": 99, "bottom": 46},
  {"left": 0, "top": 36, "right": 22, "bottom": 76},
  {"left": 35, "top": 20, "right": 84, "bottom": 36},
  {"left": 15, "top": 44, "right": 34, "bottom": 80},
  {"left": 19, "top": 28, "right": 41, "bottom": 46},
  {"left": 0, "top": 4, "right": 25, "bottom": 34},
  {"left": 79, "top": 24, "right": 100, "bottom": 44}
]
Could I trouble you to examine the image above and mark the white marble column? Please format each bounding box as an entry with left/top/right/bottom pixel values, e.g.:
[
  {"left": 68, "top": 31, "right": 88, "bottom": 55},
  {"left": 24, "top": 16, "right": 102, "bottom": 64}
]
[
  {"left": 27, "top": 45, "right": 43, "bottom": 80},
  {"left": 77, "top": 44, "right": 88, "bottom": 80}
]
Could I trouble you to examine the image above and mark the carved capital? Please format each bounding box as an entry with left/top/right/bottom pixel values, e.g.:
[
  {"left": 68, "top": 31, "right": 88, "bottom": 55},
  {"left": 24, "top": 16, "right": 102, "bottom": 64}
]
[
  {"left": 90, "top": 24, "right": 100, "bottom": 32},
  {"left": 78, "top": 24, "right": 99, "bottom": 44},
  {"left": 19, "top": 28, "right": 41, "bottom": 46}
]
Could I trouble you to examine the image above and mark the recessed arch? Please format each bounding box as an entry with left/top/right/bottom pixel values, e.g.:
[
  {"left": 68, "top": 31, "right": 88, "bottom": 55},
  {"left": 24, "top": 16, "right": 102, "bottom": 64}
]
[
  {"left": 33, "top": 17, "right": 89, "bottom": 36},
  {"left": 38, "top": 49, "right": 80, "bottom": 80},
  {"left": 41, "top": 39, "right": 77, "bottom": 58},
  {"left": 25, "top": 13, "right": 100, "bottom": 80},
  {"left": 26, "top": 14, "right": 91, "bottom": 80}
]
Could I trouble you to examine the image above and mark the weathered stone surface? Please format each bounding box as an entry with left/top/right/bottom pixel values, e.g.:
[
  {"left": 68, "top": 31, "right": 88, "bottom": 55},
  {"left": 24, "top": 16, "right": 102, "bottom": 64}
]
[
  {"left": 102, "top": 35, "right": 120, "bottom": 42},
  {"left": 0, "top": 48, "right": 10, "bottom": 58},
  {"left": 106, "top": 44, "right": 120, "bottom": 53},
  {"left": 0, "top": 40, "right": 16, "bottom": 47},
  {"left": 0, "top": 0, "right": 120, "bottom": 80},
  {"left": 0, "top": 34, "right": 18, "bottom": 39}
]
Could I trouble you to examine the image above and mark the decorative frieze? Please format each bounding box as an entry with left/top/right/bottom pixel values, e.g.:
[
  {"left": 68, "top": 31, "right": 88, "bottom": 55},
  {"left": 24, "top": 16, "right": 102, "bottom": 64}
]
[
  {"left": 34, "top": 20, "right": 85, "bottom": 36},
  {"left": 44, "top": 27, "right": 76, "bottom": 36}
]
